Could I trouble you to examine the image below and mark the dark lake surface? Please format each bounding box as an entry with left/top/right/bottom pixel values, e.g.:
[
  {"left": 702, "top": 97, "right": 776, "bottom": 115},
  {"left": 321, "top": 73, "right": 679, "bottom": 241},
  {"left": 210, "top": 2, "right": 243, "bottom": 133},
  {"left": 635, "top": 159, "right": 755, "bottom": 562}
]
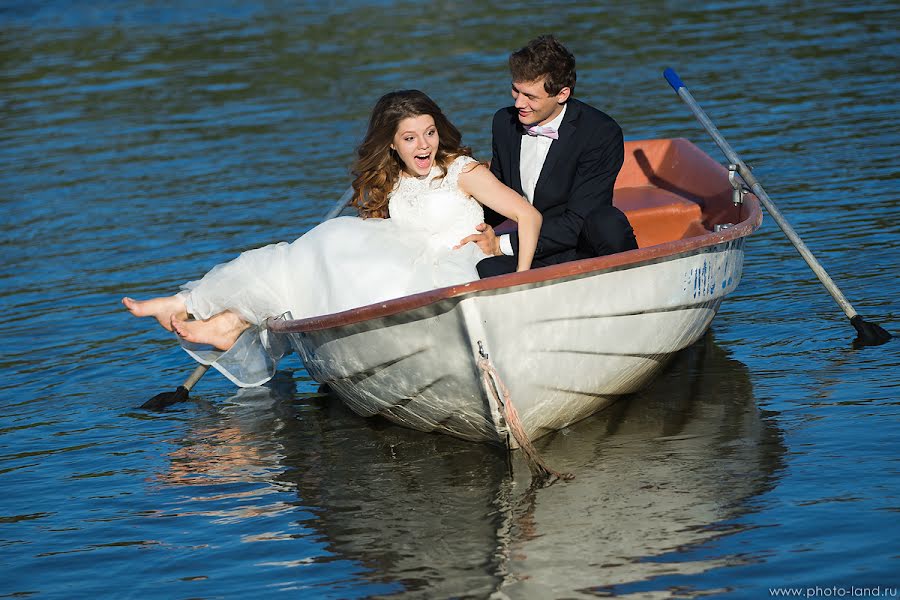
[{"left": 2, "top": 2, "right": 898, "bottom": 598}]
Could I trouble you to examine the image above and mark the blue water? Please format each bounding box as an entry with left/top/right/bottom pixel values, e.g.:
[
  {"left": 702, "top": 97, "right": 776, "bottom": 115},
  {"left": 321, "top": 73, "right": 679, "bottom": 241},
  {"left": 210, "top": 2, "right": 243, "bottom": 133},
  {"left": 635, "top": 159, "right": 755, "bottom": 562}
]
[{"left": 1, "top": 2, "right": 898, "bottom": 598}]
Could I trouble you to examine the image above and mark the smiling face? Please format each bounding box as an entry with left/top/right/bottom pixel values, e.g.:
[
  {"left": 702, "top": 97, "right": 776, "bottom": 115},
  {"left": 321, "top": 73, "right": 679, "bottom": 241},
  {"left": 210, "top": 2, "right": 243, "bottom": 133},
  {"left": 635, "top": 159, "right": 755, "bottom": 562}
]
[
  {"left": 511, "top": 77, "right": 570, "bottom": 126},
  {"left": 391, "top": 114, "right": 439, "bottom": 177}
]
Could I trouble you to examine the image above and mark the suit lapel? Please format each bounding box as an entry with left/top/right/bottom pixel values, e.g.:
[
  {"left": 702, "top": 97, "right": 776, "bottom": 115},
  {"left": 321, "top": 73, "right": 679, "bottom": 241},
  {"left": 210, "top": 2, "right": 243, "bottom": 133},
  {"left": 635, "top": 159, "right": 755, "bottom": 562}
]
[
  {"left": 533, "top": 100, "right": 580, "bottom": 208},
  {"left": 507, "top": 114, "right": 524, "bottom": 194}
]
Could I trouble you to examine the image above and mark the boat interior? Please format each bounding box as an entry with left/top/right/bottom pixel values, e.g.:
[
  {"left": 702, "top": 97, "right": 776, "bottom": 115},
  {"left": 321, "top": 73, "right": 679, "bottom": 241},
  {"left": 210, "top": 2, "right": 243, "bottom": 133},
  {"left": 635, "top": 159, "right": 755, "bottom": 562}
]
[
  {"left": 614, "top": 137, "right": 747, "bottom": 248},
  {"left": 496, "top": 138, "right": 748, "bottom": 249}
]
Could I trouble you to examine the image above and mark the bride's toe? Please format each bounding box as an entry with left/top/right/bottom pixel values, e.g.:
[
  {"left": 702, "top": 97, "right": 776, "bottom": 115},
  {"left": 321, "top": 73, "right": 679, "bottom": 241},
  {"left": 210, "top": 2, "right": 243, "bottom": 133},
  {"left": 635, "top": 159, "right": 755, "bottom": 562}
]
[{"left": 123, "top": 296, "right": 141, "bottom": 314}]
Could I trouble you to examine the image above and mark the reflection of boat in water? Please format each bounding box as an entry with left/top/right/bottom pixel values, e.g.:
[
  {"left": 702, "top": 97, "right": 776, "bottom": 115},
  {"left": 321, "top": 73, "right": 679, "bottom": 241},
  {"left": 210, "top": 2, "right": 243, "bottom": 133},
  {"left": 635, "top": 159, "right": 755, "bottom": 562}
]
[
  {"left": 494, "top": 333, "right": 785, "bottom": 597},
  {"left": 165, "top": 333, "right": 784, "bottom": 597}
]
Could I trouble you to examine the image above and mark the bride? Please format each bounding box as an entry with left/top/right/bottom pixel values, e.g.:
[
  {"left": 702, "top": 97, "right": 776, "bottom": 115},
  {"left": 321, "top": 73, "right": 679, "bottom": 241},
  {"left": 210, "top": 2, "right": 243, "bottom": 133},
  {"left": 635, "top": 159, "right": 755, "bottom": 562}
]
[{"left": 123, "top": 90, "right": 541, "bottom": 386}]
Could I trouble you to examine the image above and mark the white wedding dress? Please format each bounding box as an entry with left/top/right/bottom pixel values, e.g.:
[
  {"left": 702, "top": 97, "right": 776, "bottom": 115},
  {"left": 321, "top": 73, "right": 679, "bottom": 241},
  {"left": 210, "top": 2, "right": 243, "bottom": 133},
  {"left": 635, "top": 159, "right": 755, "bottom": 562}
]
[{"left": 177, "top": 156, "right": 489, "bottom": 386}]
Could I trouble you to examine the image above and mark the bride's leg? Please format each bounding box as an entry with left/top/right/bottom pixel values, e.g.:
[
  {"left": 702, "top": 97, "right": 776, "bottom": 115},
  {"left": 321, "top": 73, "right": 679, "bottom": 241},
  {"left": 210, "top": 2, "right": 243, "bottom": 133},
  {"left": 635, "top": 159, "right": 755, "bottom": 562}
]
[
  {"left": 122, "top": 295, "right": 188, "bottom": 332},
  {"left": 171, "top": 310, "right": 250, "bottom": 351}
]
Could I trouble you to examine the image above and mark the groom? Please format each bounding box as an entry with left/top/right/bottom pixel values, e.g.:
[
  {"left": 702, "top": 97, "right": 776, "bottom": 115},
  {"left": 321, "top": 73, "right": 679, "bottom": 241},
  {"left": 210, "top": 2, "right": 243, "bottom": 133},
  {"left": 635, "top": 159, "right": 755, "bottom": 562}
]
[{"left": 467, "top": 35, "right": 638, "bottom": 277}]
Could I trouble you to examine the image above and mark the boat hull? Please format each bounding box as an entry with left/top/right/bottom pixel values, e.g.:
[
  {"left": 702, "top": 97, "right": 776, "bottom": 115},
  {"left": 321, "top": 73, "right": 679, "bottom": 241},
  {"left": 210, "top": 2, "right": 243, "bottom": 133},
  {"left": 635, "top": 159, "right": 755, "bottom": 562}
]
[{"left": 281, "top": 238, "right": 745, "bottom": 447}]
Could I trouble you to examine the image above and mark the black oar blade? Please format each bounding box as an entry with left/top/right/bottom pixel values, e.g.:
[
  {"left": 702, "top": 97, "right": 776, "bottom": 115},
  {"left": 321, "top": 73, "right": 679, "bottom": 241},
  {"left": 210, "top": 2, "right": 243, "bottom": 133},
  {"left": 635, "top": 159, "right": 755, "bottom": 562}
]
[
  {"left": 850, "top": 315, "right": 893, "bottom": 348},
  {"left": 140, "top": 385, "right": 190, "bottom": 410}
]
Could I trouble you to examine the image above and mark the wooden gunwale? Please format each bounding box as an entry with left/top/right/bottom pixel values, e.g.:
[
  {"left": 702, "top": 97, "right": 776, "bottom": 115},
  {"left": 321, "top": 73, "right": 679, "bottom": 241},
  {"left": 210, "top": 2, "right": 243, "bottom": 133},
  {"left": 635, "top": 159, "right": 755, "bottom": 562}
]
[{"left": 269, "top": 195, "right": 761, "bottom": 335}]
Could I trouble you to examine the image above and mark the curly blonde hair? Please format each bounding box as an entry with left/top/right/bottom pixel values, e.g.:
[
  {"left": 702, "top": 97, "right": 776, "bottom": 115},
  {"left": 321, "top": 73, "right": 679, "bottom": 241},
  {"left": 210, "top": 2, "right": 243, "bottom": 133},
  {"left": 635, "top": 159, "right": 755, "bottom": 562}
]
[{"left": 351, "top": 90, "right": 472, "bottom": 219}]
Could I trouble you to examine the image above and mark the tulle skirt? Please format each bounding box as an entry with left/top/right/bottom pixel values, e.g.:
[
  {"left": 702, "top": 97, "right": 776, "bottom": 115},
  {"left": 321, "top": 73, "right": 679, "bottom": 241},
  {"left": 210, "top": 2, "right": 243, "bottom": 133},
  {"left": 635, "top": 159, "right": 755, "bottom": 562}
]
[{"left": 177, "top": 216, "right": 488, "bottom": 386}]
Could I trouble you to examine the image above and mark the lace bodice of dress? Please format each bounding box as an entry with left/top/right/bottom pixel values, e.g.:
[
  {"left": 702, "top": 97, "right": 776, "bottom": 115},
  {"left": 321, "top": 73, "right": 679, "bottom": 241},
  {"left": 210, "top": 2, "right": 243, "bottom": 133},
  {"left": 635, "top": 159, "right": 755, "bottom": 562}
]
[{"left": 387, "top": 156, "right": 485, "bottom": 249}]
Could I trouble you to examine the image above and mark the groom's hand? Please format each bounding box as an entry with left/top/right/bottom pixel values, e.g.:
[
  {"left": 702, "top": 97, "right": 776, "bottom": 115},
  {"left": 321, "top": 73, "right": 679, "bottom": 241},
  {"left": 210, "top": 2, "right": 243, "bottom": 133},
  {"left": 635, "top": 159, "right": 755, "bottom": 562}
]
[{"left": 456, "top": 223, "right": 501, "bottom": 256}]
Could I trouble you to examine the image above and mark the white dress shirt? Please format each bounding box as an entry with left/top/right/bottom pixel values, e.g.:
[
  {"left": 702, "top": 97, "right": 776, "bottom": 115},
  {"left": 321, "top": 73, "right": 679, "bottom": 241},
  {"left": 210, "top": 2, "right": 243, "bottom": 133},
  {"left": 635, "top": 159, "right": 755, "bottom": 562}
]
[{"left": 500, "top": 103, "right": 567, "bottom": 256}]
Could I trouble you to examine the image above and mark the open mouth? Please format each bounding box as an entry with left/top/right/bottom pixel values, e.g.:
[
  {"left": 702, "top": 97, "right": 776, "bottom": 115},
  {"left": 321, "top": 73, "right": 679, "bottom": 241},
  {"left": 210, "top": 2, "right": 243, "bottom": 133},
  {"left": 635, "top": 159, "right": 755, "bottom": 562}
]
[{"left": 414, "top": 153, "right": 432, "bottom": 170}]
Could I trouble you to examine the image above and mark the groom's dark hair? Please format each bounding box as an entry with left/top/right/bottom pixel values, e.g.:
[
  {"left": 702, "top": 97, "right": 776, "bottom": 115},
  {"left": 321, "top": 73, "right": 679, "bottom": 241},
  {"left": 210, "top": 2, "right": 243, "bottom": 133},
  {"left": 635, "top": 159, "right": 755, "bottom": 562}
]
[{"left": 509, "top": 35, "right": 576, "bottom": 96}]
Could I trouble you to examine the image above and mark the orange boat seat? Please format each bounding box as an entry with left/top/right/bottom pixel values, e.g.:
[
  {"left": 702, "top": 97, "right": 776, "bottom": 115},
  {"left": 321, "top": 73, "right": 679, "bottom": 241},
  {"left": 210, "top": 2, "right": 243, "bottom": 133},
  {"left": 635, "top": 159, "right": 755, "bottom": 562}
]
[
  {"left": 614, "top": 186, "right": 707, "bottom": 248},
  {"left": 492, "top": 185, "right": 708, "bottom": 250}
]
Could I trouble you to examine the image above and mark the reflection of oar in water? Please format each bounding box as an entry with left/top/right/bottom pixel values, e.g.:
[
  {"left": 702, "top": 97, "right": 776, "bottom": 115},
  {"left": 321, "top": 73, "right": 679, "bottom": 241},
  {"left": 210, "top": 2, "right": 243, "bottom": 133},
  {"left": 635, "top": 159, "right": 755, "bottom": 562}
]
[
  {"left": 141, "top": 187, "right": 356, "bottom": 410},
  {"left": 664, "top": 68, "right": 892, "bottom": 347}
]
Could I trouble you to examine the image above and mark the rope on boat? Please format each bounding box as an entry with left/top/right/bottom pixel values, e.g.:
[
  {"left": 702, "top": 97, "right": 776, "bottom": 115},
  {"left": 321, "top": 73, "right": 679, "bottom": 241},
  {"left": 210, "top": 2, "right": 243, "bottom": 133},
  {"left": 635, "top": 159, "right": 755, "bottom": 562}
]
[{"left": 476, "top": 346, "right": 574, "bottom": 483}]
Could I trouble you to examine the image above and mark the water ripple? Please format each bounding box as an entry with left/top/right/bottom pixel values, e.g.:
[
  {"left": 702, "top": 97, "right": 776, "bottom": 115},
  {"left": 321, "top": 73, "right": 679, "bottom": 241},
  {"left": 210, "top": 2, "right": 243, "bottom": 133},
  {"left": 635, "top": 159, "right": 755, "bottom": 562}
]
[{"left": 1, "top": 1, "right": 898, "bottom": 598}]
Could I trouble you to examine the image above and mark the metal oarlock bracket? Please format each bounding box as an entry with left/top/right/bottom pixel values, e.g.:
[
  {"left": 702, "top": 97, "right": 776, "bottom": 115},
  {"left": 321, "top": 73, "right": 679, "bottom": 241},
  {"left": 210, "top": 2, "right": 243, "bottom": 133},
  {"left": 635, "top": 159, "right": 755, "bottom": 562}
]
[{"left": 728, "top": 164, "right": 749, "bottom": 205}]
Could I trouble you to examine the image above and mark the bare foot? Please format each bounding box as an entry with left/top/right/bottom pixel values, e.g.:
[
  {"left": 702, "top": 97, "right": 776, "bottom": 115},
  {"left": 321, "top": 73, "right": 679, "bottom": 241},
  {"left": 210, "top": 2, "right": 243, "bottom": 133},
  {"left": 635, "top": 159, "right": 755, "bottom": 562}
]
[
  {"left": 122, "top": 295, "right": 188, "bottom": 332},
  {"left": 171, "top": 310, "right": 250, "bottom": 351}
]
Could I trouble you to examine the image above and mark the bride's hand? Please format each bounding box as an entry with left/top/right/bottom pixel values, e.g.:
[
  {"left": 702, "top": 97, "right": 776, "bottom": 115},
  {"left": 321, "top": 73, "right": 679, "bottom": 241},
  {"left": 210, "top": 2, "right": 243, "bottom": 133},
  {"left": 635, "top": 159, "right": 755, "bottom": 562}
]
[{"left": 456, "top": 223, "right": 501, "bottom": 255}]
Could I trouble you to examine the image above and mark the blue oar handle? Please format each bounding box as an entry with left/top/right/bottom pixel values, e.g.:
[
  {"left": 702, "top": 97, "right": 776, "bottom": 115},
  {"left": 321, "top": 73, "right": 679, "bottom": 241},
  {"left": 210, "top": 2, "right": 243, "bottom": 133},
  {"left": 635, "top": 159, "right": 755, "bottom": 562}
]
[{"left": 663, "top": 67, "right": 684, "bottom": 91}]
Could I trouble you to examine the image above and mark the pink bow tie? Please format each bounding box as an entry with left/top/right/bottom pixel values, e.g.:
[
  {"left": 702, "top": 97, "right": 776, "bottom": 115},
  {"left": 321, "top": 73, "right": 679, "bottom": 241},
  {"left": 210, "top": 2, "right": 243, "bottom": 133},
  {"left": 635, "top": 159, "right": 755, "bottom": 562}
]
[{"left": 525, "top": 124, "right": 559, "bottom": 140}]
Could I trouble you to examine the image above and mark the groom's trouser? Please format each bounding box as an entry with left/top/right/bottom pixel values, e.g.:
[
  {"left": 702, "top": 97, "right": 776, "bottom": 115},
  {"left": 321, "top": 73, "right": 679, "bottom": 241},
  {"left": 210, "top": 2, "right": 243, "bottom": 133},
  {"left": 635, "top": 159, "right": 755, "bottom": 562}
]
[{"left": 476, "top": 205, "right": 637, "bottom": 278}]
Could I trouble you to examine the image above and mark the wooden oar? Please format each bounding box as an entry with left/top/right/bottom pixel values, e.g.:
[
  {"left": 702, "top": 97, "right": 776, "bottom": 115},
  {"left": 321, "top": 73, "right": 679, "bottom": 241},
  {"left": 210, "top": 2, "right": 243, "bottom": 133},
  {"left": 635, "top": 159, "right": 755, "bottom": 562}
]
[
  {"left": 663, "top": 68, "right": 892, "bottom": 347},
  {"left": 141, "top": 186, "right": 356, "bottom": 410}
]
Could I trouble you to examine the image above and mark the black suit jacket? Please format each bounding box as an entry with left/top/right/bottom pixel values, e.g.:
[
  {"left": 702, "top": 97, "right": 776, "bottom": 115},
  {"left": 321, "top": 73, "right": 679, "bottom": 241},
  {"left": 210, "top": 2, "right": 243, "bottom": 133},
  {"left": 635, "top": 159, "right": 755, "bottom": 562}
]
[{"left": 486, "top": 98, "right": 624, "bottom": 264}]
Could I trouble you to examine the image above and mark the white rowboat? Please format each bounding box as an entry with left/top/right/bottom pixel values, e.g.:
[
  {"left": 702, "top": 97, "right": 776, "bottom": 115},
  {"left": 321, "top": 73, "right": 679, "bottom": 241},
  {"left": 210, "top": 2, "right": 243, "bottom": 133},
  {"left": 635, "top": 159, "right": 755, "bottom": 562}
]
[{"left": 268, "top": 138, "right": 762, "bottom": 448}]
